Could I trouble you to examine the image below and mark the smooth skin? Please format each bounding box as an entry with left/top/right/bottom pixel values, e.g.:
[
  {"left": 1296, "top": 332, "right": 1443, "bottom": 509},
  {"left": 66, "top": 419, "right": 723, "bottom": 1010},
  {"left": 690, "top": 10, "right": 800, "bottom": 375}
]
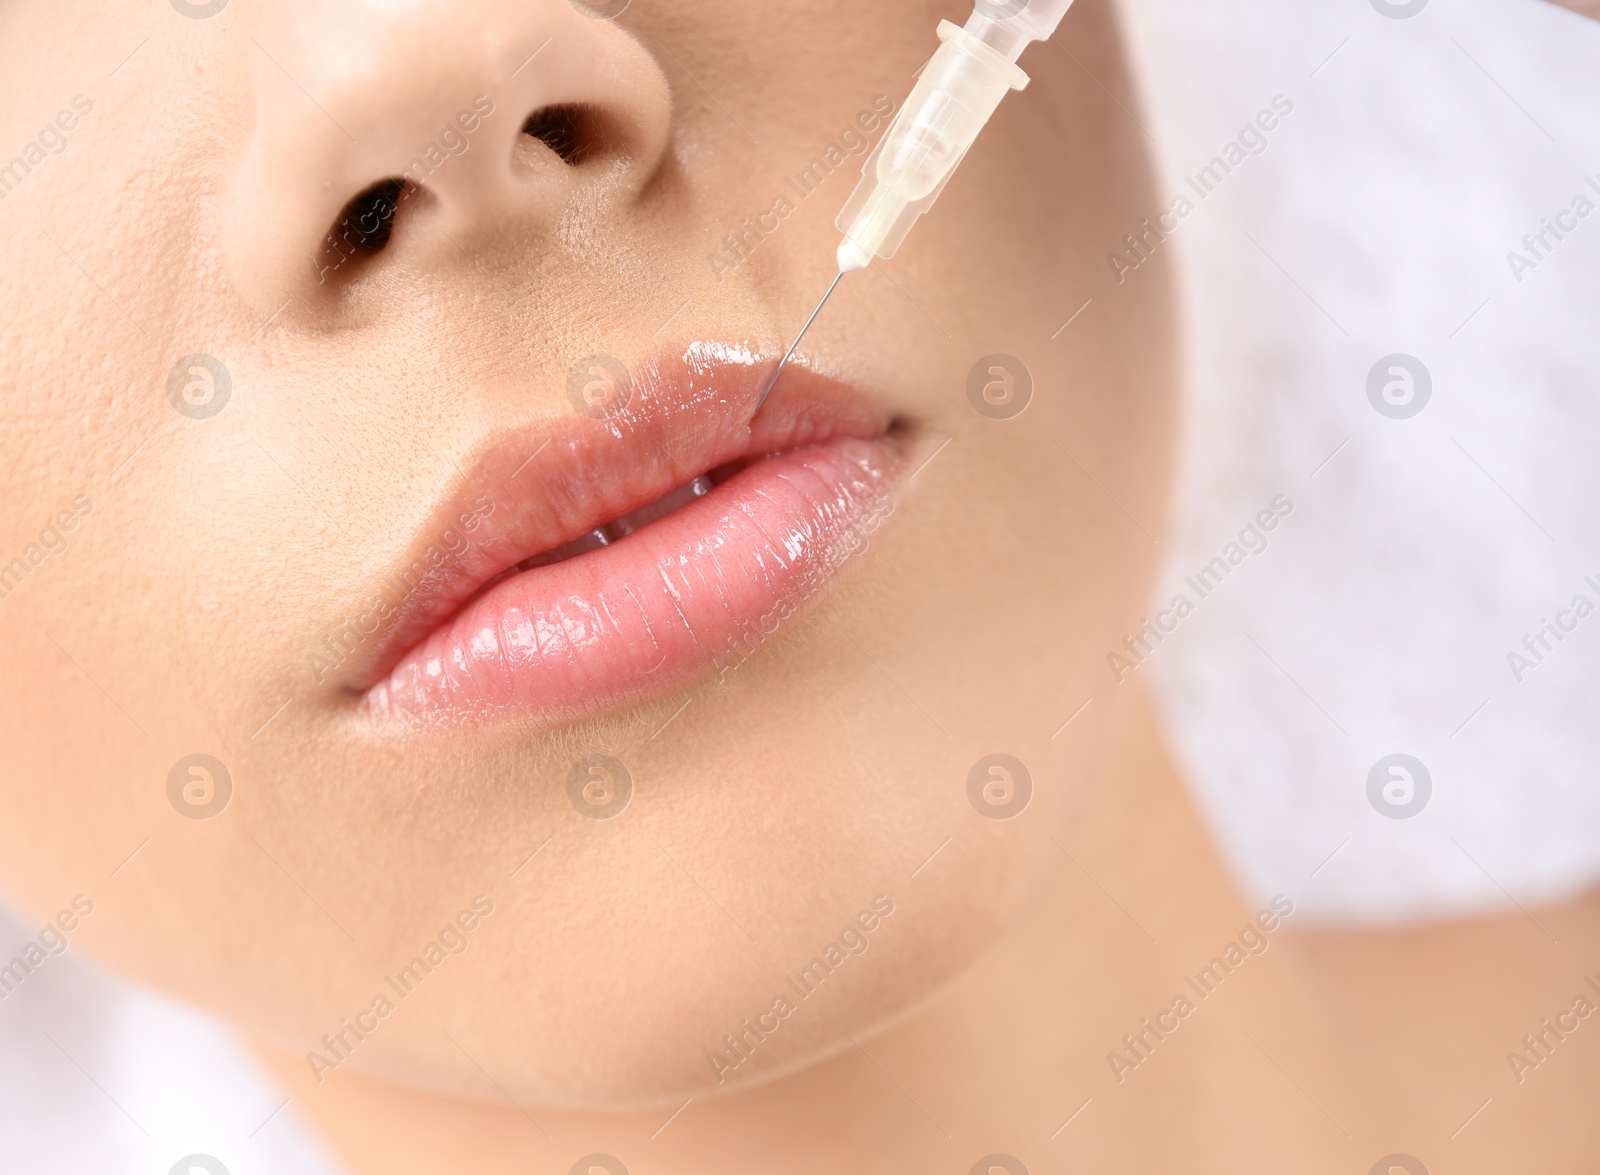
[
  {"left": 262, "top": 688, "right": 1600, "bottom": 1173},
  {"left": 0, "top": 0, "right": 1594, "bottom": 1171},
  {"left": 0, "top": 0, "right": 1176, "bottom": 1111}
]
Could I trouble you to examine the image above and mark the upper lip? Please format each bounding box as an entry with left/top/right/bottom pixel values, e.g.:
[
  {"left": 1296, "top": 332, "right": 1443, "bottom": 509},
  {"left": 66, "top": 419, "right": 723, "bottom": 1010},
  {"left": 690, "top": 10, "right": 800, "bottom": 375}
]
[{"left": 331, "top": 342, "right": 897, "bottom": 694}]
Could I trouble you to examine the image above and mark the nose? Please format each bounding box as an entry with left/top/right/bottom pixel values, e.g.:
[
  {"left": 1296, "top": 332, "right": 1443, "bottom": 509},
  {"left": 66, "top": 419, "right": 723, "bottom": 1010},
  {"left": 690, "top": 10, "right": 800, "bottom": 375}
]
[{"left": 219, "top": 0, "right": 672, "bottom": 317}]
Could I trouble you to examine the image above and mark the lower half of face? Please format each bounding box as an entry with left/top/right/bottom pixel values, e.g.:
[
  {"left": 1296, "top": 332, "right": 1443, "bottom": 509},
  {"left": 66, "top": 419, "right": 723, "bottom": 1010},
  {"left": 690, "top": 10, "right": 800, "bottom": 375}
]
[{"left": 0, "top": 0, "right": 1176, "bottom": 1108}]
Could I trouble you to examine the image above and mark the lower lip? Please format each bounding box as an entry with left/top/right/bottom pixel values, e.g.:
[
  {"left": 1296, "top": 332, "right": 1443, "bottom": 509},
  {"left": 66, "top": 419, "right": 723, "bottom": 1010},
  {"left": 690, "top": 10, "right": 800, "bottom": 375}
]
[{"left": 362, "top": 436, "right": 898, "bottom": 728}]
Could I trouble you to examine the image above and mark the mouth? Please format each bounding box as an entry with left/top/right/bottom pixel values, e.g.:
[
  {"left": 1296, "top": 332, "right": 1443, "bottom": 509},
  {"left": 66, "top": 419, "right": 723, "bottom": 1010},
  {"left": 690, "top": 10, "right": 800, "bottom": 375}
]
[{"left": 347, "top": 342, "right": 906, "bottom": 729}]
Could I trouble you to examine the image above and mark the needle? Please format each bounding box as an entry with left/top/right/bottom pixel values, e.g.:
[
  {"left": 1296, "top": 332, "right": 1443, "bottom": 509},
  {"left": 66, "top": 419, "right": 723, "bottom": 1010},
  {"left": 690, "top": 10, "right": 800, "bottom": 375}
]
[{"left": 753, "top": 269, "right": 847, "bottom": 414}]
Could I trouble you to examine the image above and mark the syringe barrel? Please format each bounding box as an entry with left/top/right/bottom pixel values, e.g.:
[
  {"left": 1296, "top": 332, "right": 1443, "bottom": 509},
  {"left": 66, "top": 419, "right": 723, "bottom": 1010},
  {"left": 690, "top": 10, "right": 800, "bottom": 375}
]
[
  {"left": 835, "top": 20, "right": 1029, "bottom": 269},
  {"left": 964, "top": 0, "right": 1078, "bottom": 60}
]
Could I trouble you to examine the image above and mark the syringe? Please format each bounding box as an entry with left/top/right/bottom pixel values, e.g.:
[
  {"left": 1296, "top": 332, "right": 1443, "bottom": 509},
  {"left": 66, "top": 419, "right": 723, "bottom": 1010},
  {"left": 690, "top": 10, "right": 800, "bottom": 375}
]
[{"left": 758, "top": 0, "right": 1079, "bottom": 408}]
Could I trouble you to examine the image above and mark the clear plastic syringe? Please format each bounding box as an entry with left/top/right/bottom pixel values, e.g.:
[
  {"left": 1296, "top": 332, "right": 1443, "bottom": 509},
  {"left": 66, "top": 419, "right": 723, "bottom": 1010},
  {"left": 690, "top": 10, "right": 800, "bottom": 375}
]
[{"left": 758, "top": 0, "right": 1078, "bottom": 407}]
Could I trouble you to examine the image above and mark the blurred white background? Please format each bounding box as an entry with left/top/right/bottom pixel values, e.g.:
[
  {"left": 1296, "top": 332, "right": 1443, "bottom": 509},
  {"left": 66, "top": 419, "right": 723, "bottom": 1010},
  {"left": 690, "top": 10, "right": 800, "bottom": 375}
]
[
  {"left": 1123, "top": 0, "right": 1600, "bottom": 924},
  {"left": 5, "top": 0, "right": 1598, "bottom": 1167}
]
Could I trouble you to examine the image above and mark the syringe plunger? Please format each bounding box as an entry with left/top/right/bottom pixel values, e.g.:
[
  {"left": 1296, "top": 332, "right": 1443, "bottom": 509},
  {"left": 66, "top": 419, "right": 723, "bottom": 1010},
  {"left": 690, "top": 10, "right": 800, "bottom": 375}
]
[
  {"left": 766, "top": 0, "right": 1076, "bottom": 414},
  {"left": 835, "top": 0, "right": 1076, "bottom": 272}
]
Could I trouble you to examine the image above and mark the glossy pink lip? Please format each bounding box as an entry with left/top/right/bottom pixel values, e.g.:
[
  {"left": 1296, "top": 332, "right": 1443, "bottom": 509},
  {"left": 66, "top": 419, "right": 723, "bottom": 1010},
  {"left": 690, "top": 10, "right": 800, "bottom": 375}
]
[{"left": 349, "top": 343, "right": 903, "bottom": 729}]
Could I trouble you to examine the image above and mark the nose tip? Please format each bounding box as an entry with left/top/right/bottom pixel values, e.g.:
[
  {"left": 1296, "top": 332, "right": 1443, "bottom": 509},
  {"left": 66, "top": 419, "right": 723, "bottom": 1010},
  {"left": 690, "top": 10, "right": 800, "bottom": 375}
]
[{"left": 219, "top": 1, "right": 672, "bottom": 318}]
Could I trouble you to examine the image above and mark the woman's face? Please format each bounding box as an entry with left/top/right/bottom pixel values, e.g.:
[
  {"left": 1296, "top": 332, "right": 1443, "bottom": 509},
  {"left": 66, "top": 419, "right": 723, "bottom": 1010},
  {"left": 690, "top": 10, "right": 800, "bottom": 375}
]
[{"left": 0, "top": 0, "right": 1174, "bottom": 1109}]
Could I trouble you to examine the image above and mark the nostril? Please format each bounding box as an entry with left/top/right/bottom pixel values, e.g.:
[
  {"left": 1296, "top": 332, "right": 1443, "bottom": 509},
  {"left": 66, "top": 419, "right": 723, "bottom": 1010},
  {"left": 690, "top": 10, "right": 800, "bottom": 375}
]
[
  {"left": 316, "top": 177, "right": 415, "bottom": 285},
  {"left": 341, "top": 178, "right": 407, "bottom": 253},
  {"left": 521, "top": 104, "right": 606, "bottom": 165}
]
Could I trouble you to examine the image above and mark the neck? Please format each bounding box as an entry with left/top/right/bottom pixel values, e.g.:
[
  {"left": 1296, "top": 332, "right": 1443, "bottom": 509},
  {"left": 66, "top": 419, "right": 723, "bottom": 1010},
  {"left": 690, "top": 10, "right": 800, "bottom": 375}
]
[{"left": 254, "top": 687, "right": 1600, "bottom": 1171}]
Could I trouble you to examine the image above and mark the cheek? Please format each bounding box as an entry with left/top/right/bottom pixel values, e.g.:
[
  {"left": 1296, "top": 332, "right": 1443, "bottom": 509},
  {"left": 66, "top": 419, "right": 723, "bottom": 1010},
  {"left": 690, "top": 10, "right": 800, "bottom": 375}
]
[{"left": 0, "top": 0, "right": 1175, "bottom": 1116}]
